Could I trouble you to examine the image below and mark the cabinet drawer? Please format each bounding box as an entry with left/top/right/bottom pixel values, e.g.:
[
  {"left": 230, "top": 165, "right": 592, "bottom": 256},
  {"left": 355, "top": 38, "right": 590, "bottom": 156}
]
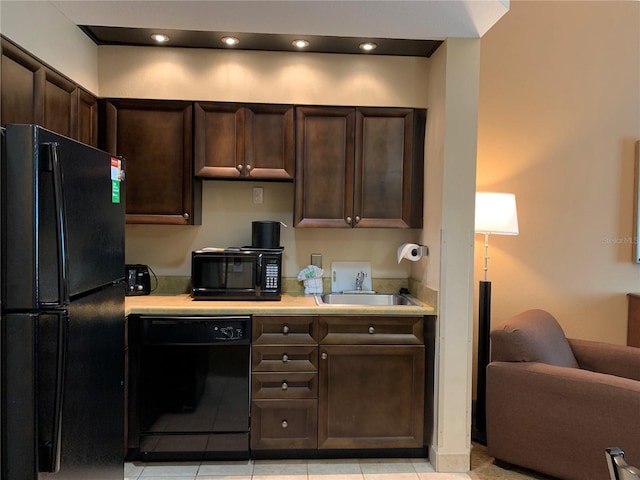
[
  {"left": 319, "top": 316, "right": 423, "bottom": 345},
  {"left": 252, "top": 345, "right": 318, "bottom": 372},
  {"left": 253, "top": 315, "right": 318, "bottom": 344},
  {"left": 251, "top": 399, "right": 317, "bottom": 450},
  {"left": 252, "top": 372, "right": 318, "bottom": 399}
]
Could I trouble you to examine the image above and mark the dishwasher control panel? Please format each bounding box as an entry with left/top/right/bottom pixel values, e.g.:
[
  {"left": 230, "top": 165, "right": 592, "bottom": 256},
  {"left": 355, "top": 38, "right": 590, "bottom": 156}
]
[{"left": 139, "top": 315, "right": 251, "bottom": 345}]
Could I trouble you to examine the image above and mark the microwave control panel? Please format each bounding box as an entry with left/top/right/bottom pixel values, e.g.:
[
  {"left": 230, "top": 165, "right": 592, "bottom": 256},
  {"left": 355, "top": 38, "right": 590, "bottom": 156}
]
[{"left": 265, "top": 258, "right": 280, "bottom": 290}]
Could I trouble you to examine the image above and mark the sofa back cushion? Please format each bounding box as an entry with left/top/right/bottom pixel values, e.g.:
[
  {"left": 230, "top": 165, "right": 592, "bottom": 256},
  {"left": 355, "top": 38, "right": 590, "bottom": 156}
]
[{"left": 491, "top": 309, "right": 579, "bottom": 368}]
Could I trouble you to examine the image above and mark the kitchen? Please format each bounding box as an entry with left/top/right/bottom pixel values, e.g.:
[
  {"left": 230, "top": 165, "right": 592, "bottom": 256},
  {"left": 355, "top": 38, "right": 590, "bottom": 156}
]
[{"left": 1, "top": 0, "right": 510, "bottom": 478}]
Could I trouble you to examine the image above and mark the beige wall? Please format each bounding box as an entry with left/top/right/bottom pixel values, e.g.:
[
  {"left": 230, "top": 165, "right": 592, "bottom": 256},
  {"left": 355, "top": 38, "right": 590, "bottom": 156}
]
[
  {"left": 477, "top": 1, "right": 640, "bottom": 347},
  {"left": 99, "top": 46, "right": 429, "bottom": 279},
  {"left": 0, "top": 1, "right": 99, "bottom": 93}
]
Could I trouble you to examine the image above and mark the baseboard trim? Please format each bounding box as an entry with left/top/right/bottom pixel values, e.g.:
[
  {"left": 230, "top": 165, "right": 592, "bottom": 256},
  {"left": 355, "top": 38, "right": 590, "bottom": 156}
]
[{"left": 429, "top": 444, "right": 470, "bottom": 472}]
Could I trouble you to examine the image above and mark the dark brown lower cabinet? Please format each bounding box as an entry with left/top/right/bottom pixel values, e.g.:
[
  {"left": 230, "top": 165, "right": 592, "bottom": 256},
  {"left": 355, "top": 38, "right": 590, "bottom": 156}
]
[
  {"left": 251, "top": 399, "right": 318, "bottom": 450},
  {"left": 250, "top": 314, "right": 427, "bottom": 453},
  {"left": 317, "top": 345, "right": 425, "bottom": 449}
]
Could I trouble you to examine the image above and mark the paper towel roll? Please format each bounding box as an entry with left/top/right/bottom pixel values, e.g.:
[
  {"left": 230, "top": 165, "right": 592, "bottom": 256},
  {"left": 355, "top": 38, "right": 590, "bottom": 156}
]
[{"left": 397, "top": 243, "right": 422, "bottom": 263}]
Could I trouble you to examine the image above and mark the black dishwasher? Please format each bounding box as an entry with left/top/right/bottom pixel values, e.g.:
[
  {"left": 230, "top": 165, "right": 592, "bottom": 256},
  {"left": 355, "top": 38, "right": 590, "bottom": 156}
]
[{"left": 128, "top": 315, "right": 251, "bottom": 461}]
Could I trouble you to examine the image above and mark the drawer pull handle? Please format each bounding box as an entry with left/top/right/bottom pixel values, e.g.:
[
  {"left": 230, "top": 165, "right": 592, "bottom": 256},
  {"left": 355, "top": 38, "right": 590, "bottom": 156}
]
[
  {"left": 282, "top": 354, "right": 289, "bottom": 363},
  {"left": 321, "top": 352, "right": 328, "bottom": 360},
  {"left": 368, "top": 326, "right": 375, "bottom": 334},
  {"left": 281, "top": 420, "right": 289, "bottom": 428},
  {"left": 282, "top": 325, "right": 290, "bottom": 335},
  {"left": 281, "top": 382, "right": 288, "bottom": 391}
]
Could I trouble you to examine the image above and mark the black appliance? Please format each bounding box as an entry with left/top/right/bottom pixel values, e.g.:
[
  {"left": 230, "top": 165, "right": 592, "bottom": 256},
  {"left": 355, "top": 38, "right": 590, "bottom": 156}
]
[
  {"left": 125, "top": 264, "right": 152, "bottom": 296},
  {"left": 1, "top": 125, "right": 125, "bottom": 480},
  {"left": 128, "top": 315, "right": 251, "bottom": 461},
  {"left": 191, "top": 247, "right": 282, "bottom": 300},
  {"left": 251, "top": 221, "right": 281, "bottom": 249}
]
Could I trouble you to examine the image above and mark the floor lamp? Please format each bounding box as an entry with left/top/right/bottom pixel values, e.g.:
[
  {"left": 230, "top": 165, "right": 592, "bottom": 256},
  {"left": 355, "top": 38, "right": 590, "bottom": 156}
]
[{"left": 472, "top": 192, "right": 519, "bottom": 445}]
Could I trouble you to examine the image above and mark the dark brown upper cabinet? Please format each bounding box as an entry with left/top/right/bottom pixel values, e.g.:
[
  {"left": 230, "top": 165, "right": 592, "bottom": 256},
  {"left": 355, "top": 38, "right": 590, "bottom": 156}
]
[
  {"left": 39, "top": 66, "right": 77, "bottom": 138},
  {"left": 355, "top": 108, "right": 425, "bottom": 228},
  {"left": 294, "top": 106, "right": 355, "bottom": 228},
  {"left": 294, "top": 106, "right": 424, "bottom": 228},
  {"left": 194, "top": 102, "right": 295, "bottom": 180},
  {"left": 1, "top": 37, "right": 98, "bottom": 147},
  {"left": 1, "top": 38, "right": 42, "bottom": 126},
  {"left": 101, "top": 99, "right": 201, "bottom": 225},
  {"left": 77, "top": 88, "right": 99, "bottom": 147}
]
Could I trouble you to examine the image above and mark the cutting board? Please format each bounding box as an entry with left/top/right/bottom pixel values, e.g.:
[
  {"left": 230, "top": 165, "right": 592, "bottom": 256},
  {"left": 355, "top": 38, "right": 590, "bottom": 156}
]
[{"left": 331, "top": 261, "right": 372, "bottom": 293}]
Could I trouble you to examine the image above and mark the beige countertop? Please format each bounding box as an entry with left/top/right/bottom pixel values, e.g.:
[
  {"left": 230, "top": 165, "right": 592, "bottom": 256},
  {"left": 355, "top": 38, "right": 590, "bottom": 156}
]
[{"left": 126, "top": 293, "right": 435, "bottom": 316}]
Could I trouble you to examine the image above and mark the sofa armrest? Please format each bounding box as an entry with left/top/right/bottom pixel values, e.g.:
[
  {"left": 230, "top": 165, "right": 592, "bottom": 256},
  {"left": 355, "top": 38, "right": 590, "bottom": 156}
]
[
  {"left": 487, "top": 361, "right": 640, "bottom": 480},
  {"left": 568, "top": 338, "right": 640, "bottom": 381}
]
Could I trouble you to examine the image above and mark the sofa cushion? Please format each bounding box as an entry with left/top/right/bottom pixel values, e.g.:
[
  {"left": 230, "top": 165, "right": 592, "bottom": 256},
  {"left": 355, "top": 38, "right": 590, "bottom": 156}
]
[{"left": 490, "top": 309, "right": 579, "bottom": 368}]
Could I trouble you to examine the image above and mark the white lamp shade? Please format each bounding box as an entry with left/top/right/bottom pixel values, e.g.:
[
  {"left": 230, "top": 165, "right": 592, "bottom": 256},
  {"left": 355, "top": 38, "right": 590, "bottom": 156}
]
[{"left": 475, "top": 192, "right": 519, "bottom": 235}]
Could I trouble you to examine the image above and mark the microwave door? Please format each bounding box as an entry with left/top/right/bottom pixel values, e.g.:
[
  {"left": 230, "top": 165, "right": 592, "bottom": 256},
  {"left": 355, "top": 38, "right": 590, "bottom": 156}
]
[{"left": 225, "top": 256, "right": 255, "bottom": 290}]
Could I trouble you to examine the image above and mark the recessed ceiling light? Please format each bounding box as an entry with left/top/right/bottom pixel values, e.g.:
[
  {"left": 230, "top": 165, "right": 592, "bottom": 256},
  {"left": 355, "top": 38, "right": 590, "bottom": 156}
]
[
  {"left": 221, "top": 36, "right": 240, "bottom": 46},
  {"left": 292, "top": 39, "right": 310, "bottom": 48},
  {"left": 359, "top": 42, "right": 377, "bottom": 52},
  {"left": 150, "top": 33, "right": 170, "bottom": 43}
]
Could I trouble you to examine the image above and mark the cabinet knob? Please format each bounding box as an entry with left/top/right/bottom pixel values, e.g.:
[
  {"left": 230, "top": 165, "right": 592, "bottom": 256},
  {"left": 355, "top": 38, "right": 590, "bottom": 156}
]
[
  {"left": 321, "top": 352, "right": 328, "bottom": 360},
  {"left": 236, "top": 164, "right": 244, "bottom": 173},
  {"left": 282, "top": 354, "right": 289, "bottom": 363},
  {"left": 368, "top": 326, "right": 375, "bottom": 334},
  {"left": 346, "top": 216, "right": 352, "bottom": 224},
  {"left": 282, "top": 324, "right": 290, "bottom": 335},
  {"left": 281, "top": 382, "right": 288, "bottom": 391},
  {"left": 182, "top": 213, "right": 190, "bottom": 220},
  {"left": 281, "top": 420, "right": 289, "bottom": 429},
  {"left": 245, "top": 164, "right": 253, "bottom": 174},
  {"left": 355, "top": 215, "right": 361, "bottom": 223}
]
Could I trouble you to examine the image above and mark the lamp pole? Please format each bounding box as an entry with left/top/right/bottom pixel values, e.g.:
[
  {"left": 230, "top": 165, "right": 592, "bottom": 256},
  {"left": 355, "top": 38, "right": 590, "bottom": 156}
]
[{"left": 473, "top": 233, "right": 491, "bottom": 444}]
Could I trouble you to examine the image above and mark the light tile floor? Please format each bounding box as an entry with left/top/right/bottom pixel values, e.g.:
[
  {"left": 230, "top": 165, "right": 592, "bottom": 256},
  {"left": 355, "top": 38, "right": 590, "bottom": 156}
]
[
  {"left": 125, "top": 444, "right": 554, "bottom": 480},
  {"left": 125, "top": 457, "right": 446, "bottom": 480}
]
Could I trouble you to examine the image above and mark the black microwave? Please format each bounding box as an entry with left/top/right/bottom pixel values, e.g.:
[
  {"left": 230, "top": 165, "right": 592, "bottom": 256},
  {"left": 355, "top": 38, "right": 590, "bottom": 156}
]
[{"left": 191, "top": 248, "right": 282, "bottom": 301}]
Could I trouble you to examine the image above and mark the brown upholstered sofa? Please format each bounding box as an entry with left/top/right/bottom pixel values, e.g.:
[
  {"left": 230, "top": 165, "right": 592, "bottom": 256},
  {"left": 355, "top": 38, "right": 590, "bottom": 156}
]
[{"left": 486, "top": 309, "right": 640, "bottom": 480}]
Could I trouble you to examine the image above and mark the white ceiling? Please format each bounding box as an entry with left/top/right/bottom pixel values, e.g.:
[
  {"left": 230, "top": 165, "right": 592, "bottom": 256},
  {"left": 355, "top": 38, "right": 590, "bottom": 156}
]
[{"left": 50, "top": 0, "right": 510, "bottom": 40}]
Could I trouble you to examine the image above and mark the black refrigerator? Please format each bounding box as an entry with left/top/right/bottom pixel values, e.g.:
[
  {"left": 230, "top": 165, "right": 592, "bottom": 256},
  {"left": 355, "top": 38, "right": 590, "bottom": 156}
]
[{"left": 1, "top": 125, "right": 126, "bottom": 480}]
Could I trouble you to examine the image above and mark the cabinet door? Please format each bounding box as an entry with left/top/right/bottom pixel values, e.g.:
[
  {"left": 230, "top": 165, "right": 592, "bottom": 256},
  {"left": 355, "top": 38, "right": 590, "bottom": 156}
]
[
  {"left": 318, "top": 345, "right": 424, "bottom": 449},
  {"left": 194, "top": 103, "right": 294, "bottom": 180},
  {"left": 318, "top": 315, "right": 423, "bottom": 345},
  {"left": 294, "top": 106, "right": 355, "bottom": 227},
  {"left": 194, "top": 102, "right": 244, "bottom": 178},
  {"left": 251, "top": 399, "right": 317, "bottom": 450},
  {"left": 252, "top": 315, "right": 318, "bottom": 344},
  {"left": 244, "top": 104, "right": 294, "bottom": 179},
  {"left": 38, "top": 67, "right": 77, "bottom": 138},
  {"left": 354, "top": 108, "right": 424, "bottom": 228},
  {"left": 103, "top": 99, "right": 201, "bottom": 225},
  {"left": 1, "top": 38, "right": 42, "bottom": 126},
  {"left": 77, "top": 88, "right": 98, "bottom": 147}
]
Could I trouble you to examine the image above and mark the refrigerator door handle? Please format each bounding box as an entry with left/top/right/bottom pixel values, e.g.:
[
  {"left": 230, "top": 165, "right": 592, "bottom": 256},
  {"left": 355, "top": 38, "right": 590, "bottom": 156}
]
[
  {"left": 42, "top": 142, "right": 70, "bottom": 307},
  {"left": 38, "top": 312, "right": 68, "bottom": 473}
]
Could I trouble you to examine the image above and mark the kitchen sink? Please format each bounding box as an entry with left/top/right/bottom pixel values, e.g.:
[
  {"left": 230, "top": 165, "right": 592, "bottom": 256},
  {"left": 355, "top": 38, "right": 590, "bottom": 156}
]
[{"left": 314, "top": 293, "right": 419, "bottom": 306}]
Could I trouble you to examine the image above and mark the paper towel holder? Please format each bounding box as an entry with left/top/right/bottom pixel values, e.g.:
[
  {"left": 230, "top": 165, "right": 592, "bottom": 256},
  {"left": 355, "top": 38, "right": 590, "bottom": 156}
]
[
  {"left": 398, "top": 243, "right": 429, "bottom": 258},
  {"left": 414, "top": 245, "right": 429, "bottom": 257}
]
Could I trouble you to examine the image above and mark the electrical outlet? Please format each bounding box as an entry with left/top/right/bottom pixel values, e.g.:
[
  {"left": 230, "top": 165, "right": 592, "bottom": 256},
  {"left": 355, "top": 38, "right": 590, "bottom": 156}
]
[{"left": 253, "top": 187, "right": 264, "bottom": 204}]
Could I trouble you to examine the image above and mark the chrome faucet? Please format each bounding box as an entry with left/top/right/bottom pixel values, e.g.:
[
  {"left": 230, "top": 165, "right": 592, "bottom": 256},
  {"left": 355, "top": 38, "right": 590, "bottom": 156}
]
[{"left": 355, "top": 271, "right": 366, "bottom": 291}]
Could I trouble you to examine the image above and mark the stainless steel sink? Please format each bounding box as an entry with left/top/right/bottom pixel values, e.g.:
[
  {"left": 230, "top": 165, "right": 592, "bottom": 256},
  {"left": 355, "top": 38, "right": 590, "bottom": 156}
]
[{"left": 314, "top": 293, "right": 419, "bottom": 306}]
